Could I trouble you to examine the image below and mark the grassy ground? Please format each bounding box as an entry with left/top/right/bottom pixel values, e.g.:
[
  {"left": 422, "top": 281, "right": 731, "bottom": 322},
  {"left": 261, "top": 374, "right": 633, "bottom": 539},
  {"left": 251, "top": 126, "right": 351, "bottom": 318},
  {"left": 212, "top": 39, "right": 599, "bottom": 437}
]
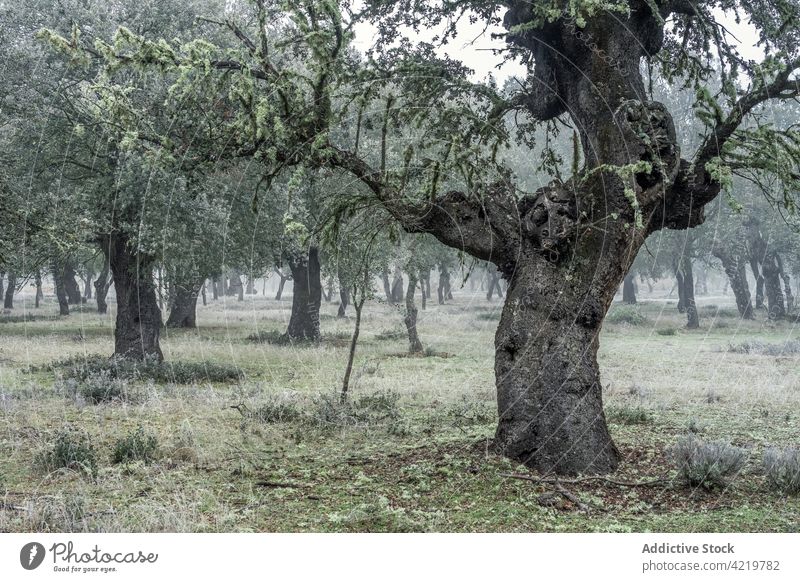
[{"left": 1, "top": 284, "right": 799, "bottom": 532}]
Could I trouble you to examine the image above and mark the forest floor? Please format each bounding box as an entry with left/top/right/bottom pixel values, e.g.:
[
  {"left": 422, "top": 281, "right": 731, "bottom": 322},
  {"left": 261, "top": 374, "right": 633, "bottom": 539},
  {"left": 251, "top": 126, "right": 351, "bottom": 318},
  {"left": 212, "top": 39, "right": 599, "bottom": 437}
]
[{"left": 1, "top": 286, "right": 799, "bottom": 532}]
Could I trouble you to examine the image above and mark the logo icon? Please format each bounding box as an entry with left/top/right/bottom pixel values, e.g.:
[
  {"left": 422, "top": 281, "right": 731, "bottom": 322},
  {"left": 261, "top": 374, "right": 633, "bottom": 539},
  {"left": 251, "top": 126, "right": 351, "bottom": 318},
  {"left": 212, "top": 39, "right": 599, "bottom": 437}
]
[{"left": 20, "top": 542, "right": 46, "bottom": 570}]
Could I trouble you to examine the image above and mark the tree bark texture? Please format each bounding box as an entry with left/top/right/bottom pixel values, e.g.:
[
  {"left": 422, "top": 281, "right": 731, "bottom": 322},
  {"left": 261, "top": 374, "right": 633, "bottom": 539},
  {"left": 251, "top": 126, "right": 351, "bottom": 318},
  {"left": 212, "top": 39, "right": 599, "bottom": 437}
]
[
  {"left": 108, "top": 234, "right": 163, "bottom": 361},
  {"left": 283, "top": 247, "right": 322, "bottom": 342}
]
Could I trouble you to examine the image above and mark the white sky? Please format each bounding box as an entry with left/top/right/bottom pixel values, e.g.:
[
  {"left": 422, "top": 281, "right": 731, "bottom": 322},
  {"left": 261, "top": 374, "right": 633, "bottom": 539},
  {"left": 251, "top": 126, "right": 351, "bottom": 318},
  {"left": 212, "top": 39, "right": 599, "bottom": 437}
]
[{"left": 351, "top": 7, "right": 764, "bottom": 84}]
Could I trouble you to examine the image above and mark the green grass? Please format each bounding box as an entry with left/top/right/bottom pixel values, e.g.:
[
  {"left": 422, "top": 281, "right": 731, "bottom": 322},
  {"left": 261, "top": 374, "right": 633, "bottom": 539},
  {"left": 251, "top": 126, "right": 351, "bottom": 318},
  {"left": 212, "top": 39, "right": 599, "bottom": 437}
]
[{"left": 0, "top": 290, "right": 799, "bottom": 532}]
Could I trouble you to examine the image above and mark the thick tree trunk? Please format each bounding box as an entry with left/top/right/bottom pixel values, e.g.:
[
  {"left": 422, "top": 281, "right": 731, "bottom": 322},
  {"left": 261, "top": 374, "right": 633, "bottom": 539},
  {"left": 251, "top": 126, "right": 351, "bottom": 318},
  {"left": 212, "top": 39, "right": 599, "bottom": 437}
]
[
  {"left": 713, "top": 247, "right": 753, "bottom": 319},
  {"left": 493, "top": 260, "right": 620, "bottom": 475},
  {"left": 35, "top": 272, "right": 43, "bottom": 308},
  {"left": 390, "top": 267, "right": 404, "bottom": 304},
  {"left": 166, "top": 276, "right": 204, "bottom": 328},
  {"left": 94, "top": 249, "right": 112, "bottom": 315},
  {"left": 201, "top": 282, "right": 207, "bottom": 306},
  {"left": 420, "top": 268, "right": 429, "bottom": 300},
  {"left": 63, "top": 262, "right": 82, "bottom": 305},
  {"left": 440, "top": 265, "right": 453, "bottom": 301},
  {"left": 227, "top": 270, "right": 244, "bottom": 301},
  {"left": 486, "top": 268, "right": 504, "bottom": 301},
  {"left": 675, "top": 270, "right": 686, "bottom": 313},
  {"left": 782, "top": 273, "right": 794, "bottom": 313},
  {"left": 108, "top": 234, "right": 163, "bottom": 361},
  {"left": 419, "top": 270, "right": 427, "bottom": 310},
  {"left": 622, "top": 273, "right": 637, "bottom": 304},
  {"left": 52, "top": 263, "right": 70, "bottom": 316},
  {"left": 246, "top": 276, "right": 256, "bottom": 295},
  {"left": 83, "top": 268, "right": 93, "bottom": 300},
  {"left": 762, "top": 251, "right": 786, "bottom": 320},
  {"left": 776, "top": 254, "right": 793, "bottom": 314},
  {"left": 749, "top": 256, "right": 765, "bottom": 309},
  {"left": 381, "top": 269, "right": 393, "bottom": 304},
  {"left": 211, "top": 277, "right": 220, "bottom": 300},
  {"left": 437, "top": 265, "right": 452, "bottom": 305},
  {"left": 274, "top": 268, "right": 288, "bottom": 301},
  {"left": 403, "top": 272, "right": 423, "bottom": 353},
  {"left": 337, "top": 285, "right": 350, "bottom": 318},
  {"left": 3, "top": 272, "right": 15, "bottom": 309},
  {"left": 680, "top": 256, "right": 699, "bottom": 328},
  {"left": 283, "top": 247, "right": 321, "bottom": 342}
]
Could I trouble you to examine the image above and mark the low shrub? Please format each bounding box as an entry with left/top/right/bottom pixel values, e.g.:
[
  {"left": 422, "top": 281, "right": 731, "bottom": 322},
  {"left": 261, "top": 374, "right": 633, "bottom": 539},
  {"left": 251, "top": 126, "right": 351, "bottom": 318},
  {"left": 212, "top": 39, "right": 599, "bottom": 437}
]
[
  {"left": 607, "top": 405, "right": 653, "bottom": 425},
  {"left": 246, "top": 330, "right": 285, "bottom": 344},
  {"left": 249, "top": 395, "right": 304, "bottom": 423},
  {"left": 0, "top": 314, "right": 54, "bottom": 324},
  {"left": 763, "top": 447, "right": 800, "bottom": 495},
  {"left": 727, "top": 340, "right": 800, "bottom": 356},
  {"left": 374, "top": 329, "right": 404, "bottom": 341},
  {"left": 670, "top": 435, "right": 746, "bottom": 489},
  {"left": 446, "top": 396, "right": 495, "bottom": 427},
  {"left": 310, "top": 390, "right": 402, "bottom": 428},
  {"left": 35, "top": 427, "right": 98, "bottom": 478},
  {"left": 111, "top": 425, "right": 160, "bottom": 464},
  {"left": 47, "top": 354, "right": 244, "bottom": 384},
  {"left": 607, "top": 306, "right": 647, "bottom": 325},
  {"left": 656, "top": 327, "right": 677, "bottom": 336}
]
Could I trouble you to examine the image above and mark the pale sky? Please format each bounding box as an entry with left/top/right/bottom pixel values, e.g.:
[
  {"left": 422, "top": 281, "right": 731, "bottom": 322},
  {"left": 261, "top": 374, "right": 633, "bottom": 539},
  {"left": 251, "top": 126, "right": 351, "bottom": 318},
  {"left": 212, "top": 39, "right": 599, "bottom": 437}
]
[{"left": 351, "top": 6, "right": 764, "bottom": 84}]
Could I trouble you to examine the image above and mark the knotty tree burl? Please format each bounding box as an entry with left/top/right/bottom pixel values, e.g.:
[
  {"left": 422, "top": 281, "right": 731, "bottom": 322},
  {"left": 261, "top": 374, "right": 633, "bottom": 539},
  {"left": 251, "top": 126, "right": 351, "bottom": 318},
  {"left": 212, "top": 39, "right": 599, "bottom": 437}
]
[{"left": 48, "top": 0, "right": 800, "bottom": 474}]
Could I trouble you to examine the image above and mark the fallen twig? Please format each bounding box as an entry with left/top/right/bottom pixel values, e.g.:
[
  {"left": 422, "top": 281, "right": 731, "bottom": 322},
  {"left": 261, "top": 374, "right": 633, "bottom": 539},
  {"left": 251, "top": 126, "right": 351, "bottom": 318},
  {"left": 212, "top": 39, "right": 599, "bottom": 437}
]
[
  {"left": 0, "top": 501, "right": 29, "bottom": 512},
  {"left": 255, "top": 480, "right": 304, "bottom": 489}
]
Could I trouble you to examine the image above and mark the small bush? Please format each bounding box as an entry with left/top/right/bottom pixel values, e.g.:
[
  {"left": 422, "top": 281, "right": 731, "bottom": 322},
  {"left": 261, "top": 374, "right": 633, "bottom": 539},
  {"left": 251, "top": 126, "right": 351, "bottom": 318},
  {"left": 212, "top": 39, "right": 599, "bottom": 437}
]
[
  {"left": 727, "top": 340, "right": 800, "bottom": 356},
  {"left": 763, "top": 447, "right": 800, "bottom": 495},
  {"left": 36, "top": 427, "right": 98, "bottom": 478},
  {"left": 446, "top": 396, "right": 495, "bottom": 427},
  {"left": 310, "top": 390, "right": 401, "bottom": 428},
  {"left": 607, "top": 405, "right": 653, "bottom": 425},
  {"left": 670, "top": 435, "right": 746, "bottom": 489},
  {"left": 249, "top": 395, "right": 304, "bottom": 423},
  {"left": 607, "top": 305, "right": 647, "bottom": 325},
  {"left": 78, "top": 370, "right": 130, "bottom": 404},
  {"left": 686, "top": 417, "right": 707, "bottom": 434},
  {"left": 111, "top": 425, "right": 160, "bottom": 464},
  {"left": 703, "top": 305, "right": 739, "bottom": 317},
  {"left": 47, "top": 354, "right": 244, "bottom": 384},
  {"left": 0, "top": 314, "right": 54, "bottom": 324},
  {"left": 170, "top": 420, "right": 198, "bottom": 463},
  {"left": 374, "top": 328, "right": 404, "bottom": 341},
  {"left": 656, "top": 327, "right": 677, "bottom": 336},
  {"left": 717, "top": 309, "right": 740, "bottom": 318},
  {"left": 246, "top": 330, "right": 285, "bottom": 344}
]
